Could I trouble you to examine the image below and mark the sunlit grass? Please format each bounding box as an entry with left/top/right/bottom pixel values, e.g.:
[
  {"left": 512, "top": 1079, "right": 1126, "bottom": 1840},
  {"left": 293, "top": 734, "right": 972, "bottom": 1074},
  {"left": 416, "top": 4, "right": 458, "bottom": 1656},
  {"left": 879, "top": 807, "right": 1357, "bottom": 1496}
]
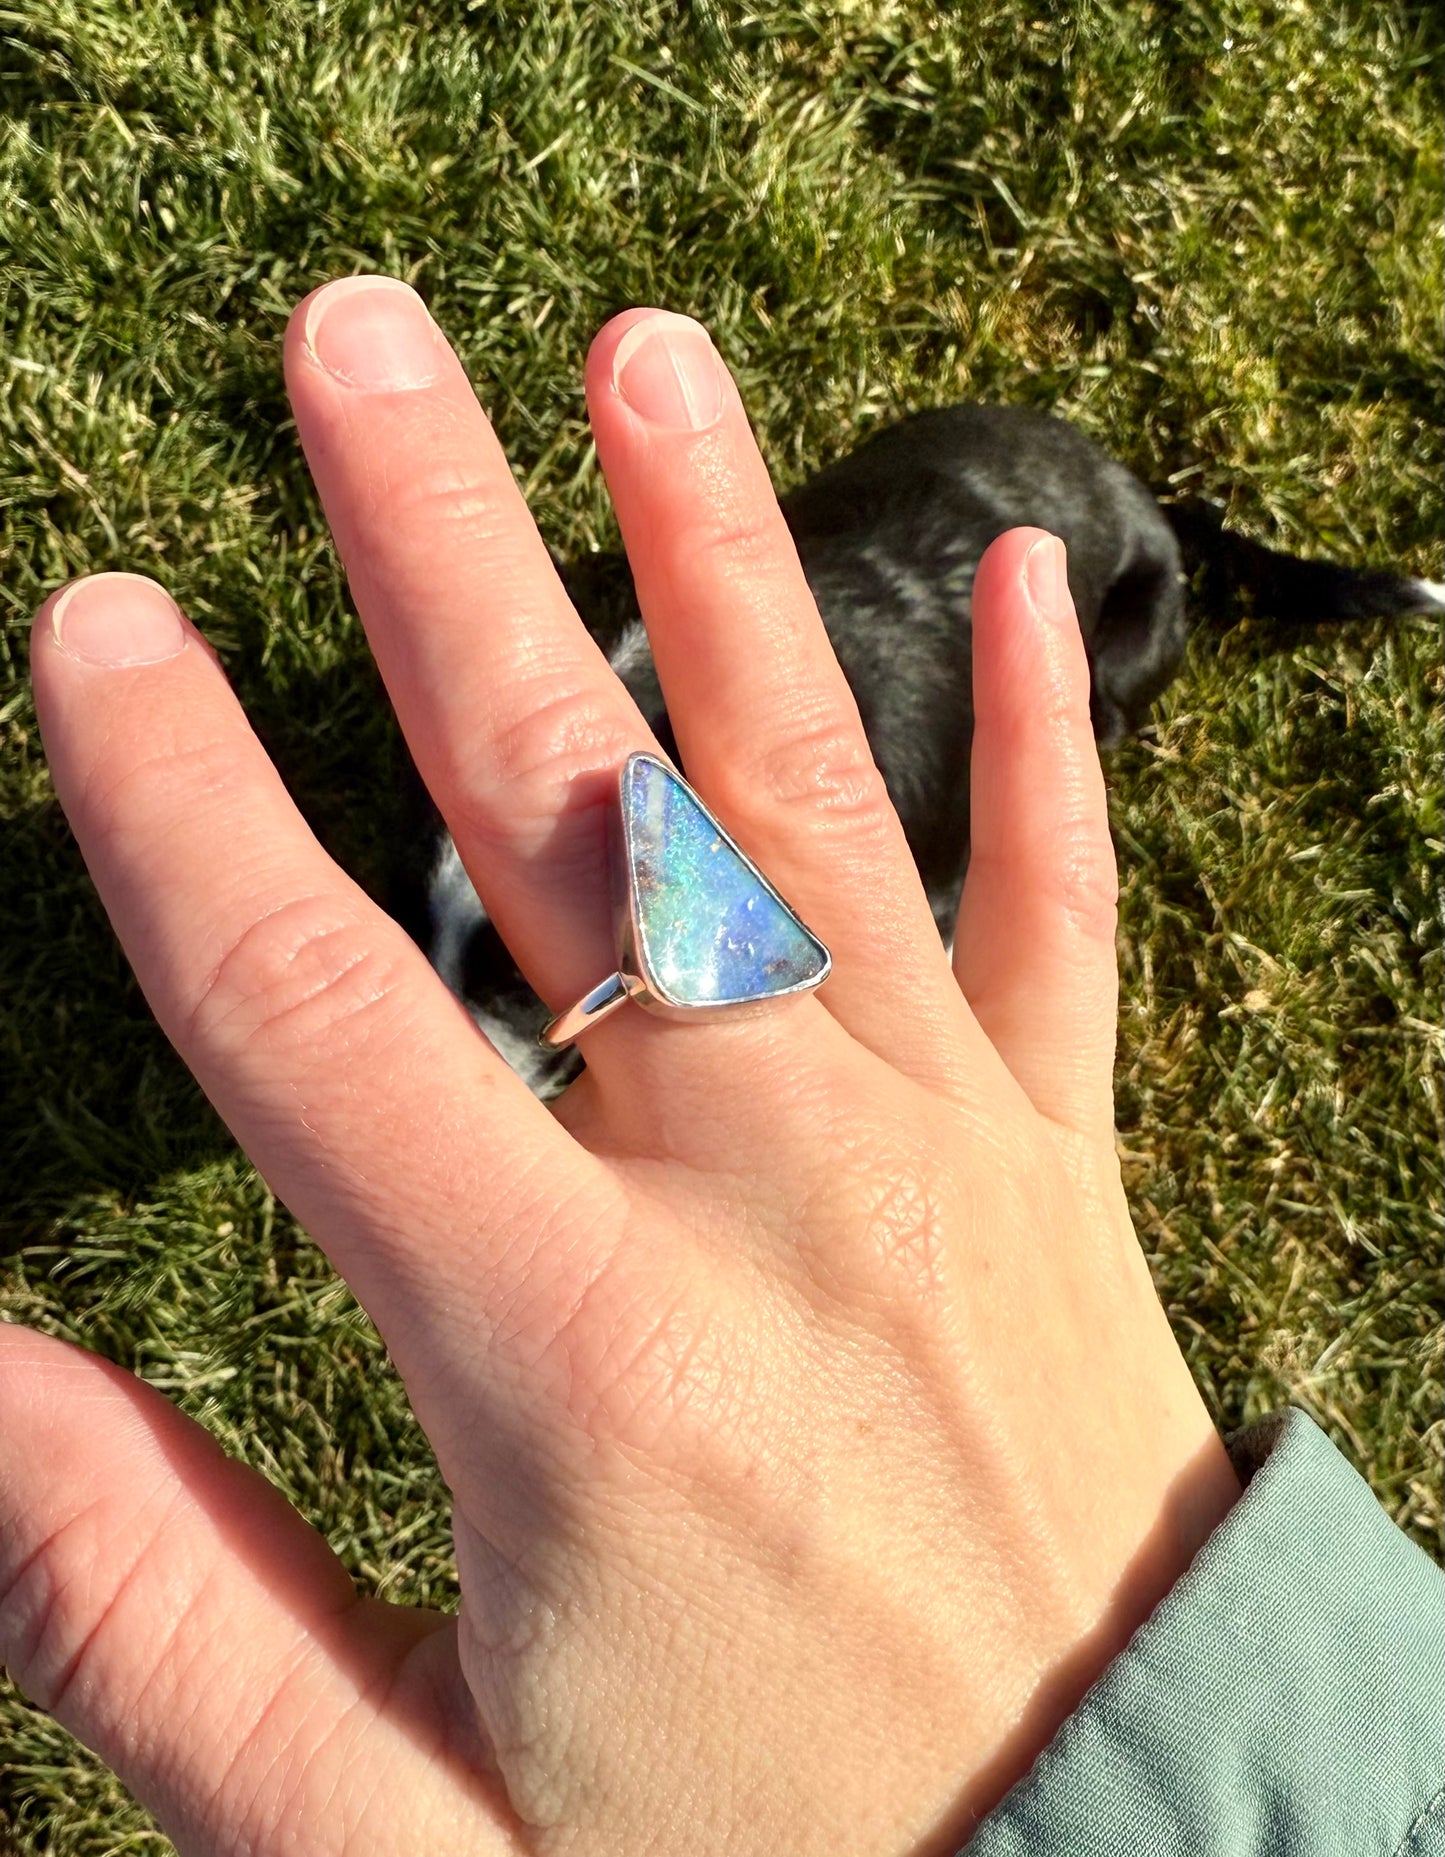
[{"left": 1, "top": 2, "right": 1440, "bottom": 1846}]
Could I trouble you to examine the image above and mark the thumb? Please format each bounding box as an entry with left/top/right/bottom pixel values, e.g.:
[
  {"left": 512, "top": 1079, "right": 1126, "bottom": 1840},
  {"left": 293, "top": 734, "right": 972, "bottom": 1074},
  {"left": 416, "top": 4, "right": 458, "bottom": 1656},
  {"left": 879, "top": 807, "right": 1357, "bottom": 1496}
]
[{"left": 0, "top": 1326, "right": 501, "bottom": 1854}]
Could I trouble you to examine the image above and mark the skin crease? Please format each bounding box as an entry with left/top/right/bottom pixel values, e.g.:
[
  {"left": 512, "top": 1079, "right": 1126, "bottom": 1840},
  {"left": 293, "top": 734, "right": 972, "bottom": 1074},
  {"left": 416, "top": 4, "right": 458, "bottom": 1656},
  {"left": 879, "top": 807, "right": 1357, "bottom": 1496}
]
[{"left": 0, "top": 283, "right": 1243, "bottom": 1857}]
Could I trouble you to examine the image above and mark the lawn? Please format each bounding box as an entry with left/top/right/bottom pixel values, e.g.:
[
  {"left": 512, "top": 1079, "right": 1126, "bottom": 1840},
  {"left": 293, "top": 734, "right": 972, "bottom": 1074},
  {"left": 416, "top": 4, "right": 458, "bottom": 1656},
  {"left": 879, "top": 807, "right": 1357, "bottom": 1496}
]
[{"left": 1, "top": 1, "right": 1441, "bottom": 1848}]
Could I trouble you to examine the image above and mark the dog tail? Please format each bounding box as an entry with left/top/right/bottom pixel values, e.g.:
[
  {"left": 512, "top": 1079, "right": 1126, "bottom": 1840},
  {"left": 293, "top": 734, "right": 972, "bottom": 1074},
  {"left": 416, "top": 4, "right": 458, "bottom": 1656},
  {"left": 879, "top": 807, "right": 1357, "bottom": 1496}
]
[{"left": 1165, "top": 497, "right": 1445, "bottom": 627}]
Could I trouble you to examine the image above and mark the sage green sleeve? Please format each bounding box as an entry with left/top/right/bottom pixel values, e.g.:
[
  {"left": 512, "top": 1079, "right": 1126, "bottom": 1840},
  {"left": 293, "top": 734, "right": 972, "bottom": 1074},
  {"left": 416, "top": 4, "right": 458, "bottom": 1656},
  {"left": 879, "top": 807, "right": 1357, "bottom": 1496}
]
[{"left": 961, "top": 1409, "right": 1445, "bottom": 1856}]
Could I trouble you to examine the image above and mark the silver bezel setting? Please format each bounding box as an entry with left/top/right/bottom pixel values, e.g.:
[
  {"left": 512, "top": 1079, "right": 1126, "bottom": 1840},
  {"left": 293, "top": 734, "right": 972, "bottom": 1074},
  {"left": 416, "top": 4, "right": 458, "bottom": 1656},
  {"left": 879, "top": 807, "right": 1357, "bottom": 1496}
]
[
  {"left": 540, "top": 751, "right": 832, "bottom": 1047},
  {"left": 613, "top": 751, "right": 831, "bottom": 1021}
]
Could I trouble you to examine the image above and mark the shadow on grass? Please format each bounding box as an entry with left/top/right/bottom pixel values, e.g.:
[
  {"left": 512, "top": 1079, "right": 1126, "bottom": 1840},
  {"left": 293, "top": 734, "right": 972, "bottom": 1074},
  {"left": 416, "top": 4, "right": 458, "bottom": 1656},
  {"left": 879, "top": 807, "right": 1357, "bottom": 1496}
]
[{"left": 2, "top": 647, "right": 412, "bottom": 1261}]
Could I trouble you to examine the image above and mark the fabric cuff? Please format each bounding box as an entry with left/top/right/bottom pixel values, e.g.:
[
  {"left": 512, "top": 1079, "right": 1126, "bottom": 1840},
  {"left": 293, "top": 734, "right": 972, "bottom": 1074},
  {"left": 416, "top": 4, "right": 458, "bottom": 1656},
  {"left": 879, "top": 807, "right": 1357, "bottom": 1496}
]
[{"left": 961, "top": 1408, "right": 1445, "bottom": 1856}]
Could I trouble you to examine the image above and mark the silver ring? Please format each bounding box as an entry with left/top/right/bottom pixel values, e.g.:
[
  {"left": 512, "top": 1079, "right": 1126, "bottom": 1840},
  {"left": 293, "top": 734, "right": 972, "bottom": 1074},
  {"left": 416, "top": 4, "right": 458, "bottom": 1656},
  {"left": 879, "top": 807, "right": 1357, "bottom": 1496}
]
[{"left": 541, "top": 752, "right": 831, "bottom": 1050}]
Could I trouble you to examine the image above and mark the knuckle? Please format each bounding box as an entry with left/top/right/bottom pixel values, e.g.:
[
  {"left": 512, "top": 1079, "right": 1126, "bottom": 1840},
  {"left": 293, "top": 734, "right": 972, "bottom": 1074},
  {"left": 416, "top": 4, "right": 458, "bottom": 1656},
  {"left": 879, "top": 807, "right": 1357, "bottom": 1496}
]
[
  {"left": 800, "top": 1119, "right": 957, "bottom": 1318},
  {"left": 184, "top": 895, "right": 413, "bottom": 1059},
  {"left": 483, "top": 680, "right": 639, "bottom": 814},
  {"left": 80, "top": 735, "right": 237, "bottom": 846},
  {"left": 489, "top": 1204, "right": 752, "bottom": 1469},
  {"left": 440, "top": 679, "right": 640, "bottom": 868},
  {"left": 858, "top": 1165, "right": 952, "bottom": 1308},
  {"left": 370, "top": 455, "right": 564, "bottom": 627},
  {"left": 731, "top": 710, "right": 895, "bottom": 840},
  {"left": 516, "top": 1237, "right": 693, "bottom": 1445},
  {"left": 382, "top": 457, "right": 522, "bottom": 564},
  {"left": 688, "top": 504, "right": 787, "bottom": 583},
  {"left": 846, "top": 1154, "right": 953, "bottom": 1314},
  {"left": 566, "top": 1288, "right": 744, "bottom": 1461},
  {"left": 0, "top": 1495, "right": 165, "bottom": 1719},
  {"left": 1049, "top": 817, "right": 1120, "bottom": 944}
]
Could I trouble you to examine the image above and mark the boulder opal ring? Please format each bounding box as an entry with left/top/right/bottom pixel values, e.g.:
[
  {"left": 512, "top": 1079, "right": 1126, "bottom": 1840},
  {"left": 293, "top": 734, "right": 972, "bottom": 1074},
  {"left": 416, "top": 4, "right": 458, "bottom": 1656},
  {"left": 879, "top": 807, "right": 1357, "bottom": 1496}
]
[{"left": 541, "top": 751, "right": 831, "bottom": 1049}]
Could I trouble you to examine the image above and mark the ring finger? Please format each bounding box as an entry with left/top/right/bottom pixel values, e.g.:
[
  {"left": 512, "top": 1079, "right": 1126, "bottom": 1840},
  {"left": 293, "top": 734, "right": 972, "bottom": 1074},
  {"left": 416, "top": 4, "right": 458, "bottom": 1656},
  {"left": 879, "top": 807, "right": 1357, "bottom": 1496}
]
[{"left": 585, "top": 309, "right": 994, "bottom": 1094}]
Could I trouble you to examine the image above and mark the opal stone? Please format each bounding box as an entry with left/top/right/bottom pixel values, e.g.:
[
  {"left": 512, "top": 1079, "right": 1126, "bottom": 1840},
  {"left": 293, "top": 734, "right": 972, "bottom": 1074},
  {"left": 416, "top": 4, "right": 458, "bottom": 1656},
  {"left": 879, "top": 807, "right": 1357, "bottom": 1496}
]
[{"left": 621, "top": 755, "right": 830, "bottom": 1007}]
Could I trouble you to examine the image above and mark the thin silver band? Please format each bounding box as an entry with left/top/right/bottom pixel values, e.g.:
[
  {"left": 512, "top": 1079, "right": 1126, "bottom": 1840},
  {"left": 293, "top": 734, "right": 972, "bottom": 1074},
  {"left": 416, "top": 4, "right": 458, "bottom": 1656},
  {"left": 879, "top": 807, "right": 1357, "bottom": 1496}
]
[{"left": 541, "top": 971, "right": 643, "bottom": 1049}]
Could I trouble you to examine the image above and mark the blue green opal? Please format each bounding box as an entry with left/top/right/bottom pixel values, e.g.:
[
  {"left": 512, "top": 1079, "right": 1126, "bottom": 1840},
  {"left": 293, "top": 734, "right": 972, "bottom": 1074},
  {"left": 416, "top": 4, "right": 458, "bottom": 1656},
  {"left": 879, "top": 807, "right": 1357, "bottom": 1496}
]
[{"left": 622, "top": 755, "right": 830, "bottom": 1007}]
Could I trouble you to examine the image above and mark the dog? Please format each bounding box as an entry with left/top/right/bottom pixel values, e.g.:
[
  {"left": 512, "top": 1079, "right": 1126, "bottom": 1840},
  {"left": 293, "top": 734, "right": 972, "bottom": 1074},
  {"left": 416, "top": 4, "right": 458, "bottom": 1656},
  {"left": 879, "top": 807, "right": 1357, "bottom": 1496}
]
[{"left": 390, "top": 402, "right": 1443, "bottom": 1096}]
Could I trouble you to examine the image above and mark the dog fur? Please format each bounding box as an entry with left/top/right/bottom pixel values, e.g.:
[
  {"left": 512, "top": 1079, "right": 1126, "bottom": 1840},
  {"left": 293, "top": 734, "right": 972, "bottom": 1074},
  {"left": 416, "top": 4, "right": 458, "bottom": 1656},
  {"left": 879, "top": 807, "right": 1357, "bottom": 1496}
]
[{"left": 390, "top": 402, "right": 1442, "bottom": 1096}]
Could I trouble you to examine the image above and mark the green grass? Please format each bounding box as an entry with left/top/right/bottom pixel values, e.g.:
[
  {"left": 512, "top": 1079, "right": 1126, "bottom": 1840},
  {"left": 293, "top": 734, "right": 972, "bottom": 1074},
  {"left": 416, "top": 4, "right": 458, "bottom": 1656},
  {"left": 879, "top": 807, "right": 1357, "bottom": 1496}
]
[{"left": 1, "top": 1, "right": 1441, "bottom": 1847}]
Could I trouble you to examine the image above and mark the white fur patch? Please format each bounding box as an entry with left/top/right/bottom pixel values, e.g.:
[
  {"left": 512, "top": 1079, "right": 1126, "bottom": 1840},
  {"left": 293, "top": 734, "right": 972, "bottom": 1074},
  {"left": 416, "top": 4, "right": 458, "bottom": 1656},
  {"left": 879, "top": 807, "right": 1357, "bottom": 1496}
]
[
  {"left": 1410, "top": 578, "right": 1445, "bottom": 610},
  {"left": 426, "top": 833, "right": 487, "bottom": 1000},
  {"left": 607, "top": 618, "right": 652, "bottom": 682},
  {"left": 425, "top": 834, "right": 559, "bottom": 1092}
]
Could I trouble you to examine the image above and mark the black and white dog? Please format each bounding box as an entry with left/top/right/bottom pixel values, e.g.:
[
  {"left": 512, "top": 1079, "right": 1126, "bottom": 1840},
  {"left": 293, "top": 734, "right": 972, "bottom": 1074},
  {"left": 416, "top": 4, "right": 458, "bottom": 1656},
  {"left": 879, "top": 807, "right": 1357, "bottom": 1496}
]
[{"left": 391, "top": 403, "right": 1443, "bottom": 1095}]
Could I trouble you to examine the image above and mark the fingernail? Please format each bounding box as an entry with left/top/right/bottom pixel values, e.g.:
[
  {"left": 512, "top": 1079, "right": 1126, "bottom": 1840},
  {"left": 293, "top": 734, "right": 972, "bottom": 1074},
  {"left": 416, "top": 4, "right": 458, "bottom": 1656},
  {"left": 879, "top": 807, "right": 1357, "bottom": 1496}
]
[
  {"left": 304, "top": 276, "right": 443, "bottom": 390},
  {"left": 1024, "top": 534, "right": 1071, "bottom": 619},
  {"left": 51, "top": 574, "right": 187, "bottom": 668},
  {"left": 612, "top": 313, "right": 725, "bottom": 431}
]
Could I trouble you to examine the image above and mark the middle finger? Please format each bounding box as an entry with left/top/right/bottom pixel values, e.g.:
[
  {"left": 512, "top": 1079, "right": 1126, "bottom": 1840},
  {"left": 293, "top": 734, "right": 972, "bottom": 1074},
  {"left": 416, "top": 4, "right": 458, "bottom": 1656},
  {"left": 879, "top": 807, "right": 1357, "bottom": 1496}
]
[{"left": 283, "top": 275, "right": 657, "bottom": 1026}]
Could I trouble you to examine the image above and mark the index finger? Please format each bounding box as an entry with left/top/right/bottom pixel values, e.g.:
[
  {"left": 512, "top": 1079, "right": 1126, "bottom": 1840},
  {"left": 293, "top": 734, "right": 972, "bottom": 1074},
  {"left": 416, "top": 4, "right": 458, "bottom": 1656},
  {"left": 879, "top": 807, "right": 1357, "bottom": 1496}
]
[{"left": 29, "top": 571, "right": 600, "bottom": 1377}]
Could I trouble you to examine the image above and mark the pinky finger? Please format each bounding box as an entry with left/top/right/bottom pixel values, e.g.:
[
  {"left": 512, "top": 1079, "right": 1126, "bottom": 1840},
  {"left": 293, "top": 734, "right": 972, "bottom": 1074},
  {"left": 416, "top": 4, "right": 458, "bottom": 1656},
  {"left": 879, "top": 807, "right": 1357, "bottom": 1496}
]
[{"left": 951, "top": 529, "right": 1120, "bottom": 1139}]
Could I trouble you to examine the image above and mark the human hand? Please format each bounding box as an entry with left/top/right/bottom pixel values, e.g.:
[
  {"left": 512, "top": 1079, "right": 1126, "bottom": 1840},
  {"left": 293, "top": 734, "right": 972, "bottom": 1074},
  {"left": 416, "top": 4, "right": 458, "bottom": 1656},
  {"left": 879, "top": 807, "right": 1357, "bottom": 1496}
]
[{"left": 4, "top": 282, "right": 1239, "bottom": 1856}]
